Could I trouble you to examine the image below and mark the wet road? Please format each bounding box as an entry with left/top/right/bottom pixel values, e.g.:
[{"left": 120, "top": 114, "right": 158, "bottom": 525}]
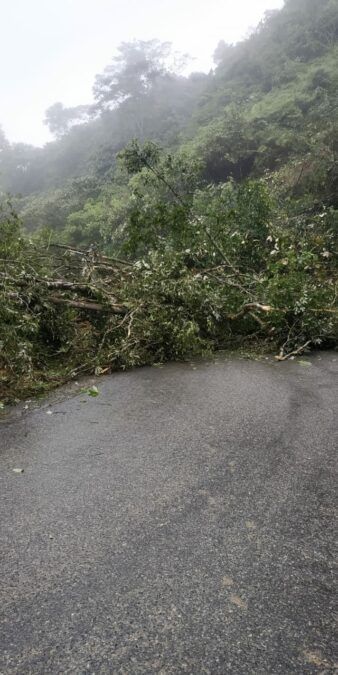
[{"left": 0, "top": 353, "right": 337, "bottom": 674}]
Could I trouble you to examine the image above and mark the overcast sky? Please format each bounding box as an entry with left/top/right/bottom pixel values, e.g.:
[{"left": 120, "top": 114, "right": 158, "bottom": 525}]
[{"left": 1, "top": 0, "right": 284, "bottom": 146}]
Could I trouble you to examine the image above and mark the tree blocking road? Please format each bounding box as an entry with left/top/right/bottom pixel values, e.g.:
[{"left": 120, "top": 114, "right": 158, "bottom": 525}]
[{"left": 0, "top": 353, "right": 337, "bottom": 673}]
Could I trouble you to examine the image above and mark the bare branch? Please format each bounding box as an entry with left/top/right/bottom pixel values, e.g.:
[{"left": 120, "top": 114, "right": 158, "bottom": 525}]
[
  {"left": 49, "top": 296, "right": 127, "bottom": 314},
  {"left": 275, "top": 340, "right": 312, "bottom": 361},
  {"left": 227, "top": 303, "right": 272, "bottom": 321}
]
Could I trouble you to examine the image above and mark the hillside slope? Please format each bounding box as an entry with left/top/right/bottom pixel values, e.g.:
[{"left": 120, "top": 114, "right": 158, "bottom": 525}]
[{"left": 0, "top": 0, "right": 336, "bottom": 243}]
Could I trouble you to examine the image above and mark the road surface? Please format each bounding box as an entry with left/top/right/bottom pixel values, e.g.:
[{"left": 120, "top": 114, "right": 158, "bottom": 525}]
[{"left": 0, "top": 353, "right": 337, "bottom": 673}]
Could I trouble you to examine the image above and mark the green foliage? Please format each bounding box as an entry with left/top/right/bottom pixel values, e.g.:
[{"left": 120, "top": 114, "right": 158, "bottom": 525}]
[
  {"left": 0, "top": 203, "right": 38, "bottom": 386},
  {"left": 185, "top": 106, "right": 258, "bottom": 183},
  {"left": 1, "top": 143, "right": 336, "bottom": 401}
]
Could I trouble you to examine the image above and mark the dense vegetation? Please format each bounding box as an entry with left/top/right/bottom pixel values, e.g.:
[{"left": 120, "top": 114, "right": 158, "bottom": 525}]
[{"left": 1, "top": 0, "right": 337, "bottom": 402}]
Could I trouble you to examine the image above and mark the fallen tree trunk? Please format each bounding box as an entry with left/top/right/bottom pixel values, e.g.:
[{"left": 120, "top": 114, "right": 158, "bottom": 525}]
[{"left": 49, "top": 296, "right": 127, "bottom": 314}]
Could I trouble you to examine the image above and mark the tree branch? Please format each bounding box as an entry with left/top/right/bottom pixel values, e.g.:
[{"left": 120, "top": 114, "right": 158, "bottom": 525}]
[
  {"left": 275, "top": 340, "right": 312, "bottom": 361},
  {"left": 49, "top": 296, "right": 127, "bottom": 314},
  {"left": 227, "top": 303, "right": 272, "bottom": 321}
]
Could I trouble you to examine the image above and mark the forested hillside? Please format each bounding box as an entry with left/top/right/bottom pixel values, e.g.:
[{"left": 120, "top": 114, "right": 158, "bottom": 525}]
[{"left": 1, "top": 0, "right": 337, "bottom": 401}]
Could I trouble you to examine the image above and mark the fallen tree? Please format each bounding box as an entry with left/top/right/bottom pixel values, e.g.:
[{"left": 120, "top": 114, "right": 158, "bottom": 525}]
[
  {"left": 1, "top": 239, "right": 337, "bottom": 403},
  {"left": 0, "top": 152, "right": 337, "bottom": 402}
]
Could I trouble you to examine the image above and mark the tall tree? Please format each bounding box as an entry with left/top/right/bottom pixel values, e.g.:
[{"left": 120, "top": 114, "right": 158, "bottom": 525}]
[{"left": 93, "top": 40, "right": 174, "bottom": 110}]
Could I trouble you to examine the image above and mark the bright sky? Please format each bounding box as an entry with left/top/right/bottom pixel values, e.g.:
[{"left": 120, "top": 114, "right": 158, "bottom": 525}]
[{"left": 0, "top": 0, "right": 284, "bottom": 146}]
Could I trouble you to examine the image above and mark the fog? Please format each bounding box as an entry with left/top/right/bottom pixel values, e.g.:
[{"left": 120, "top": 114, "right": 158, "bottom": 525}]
[{"left": 1, "top": 0, "right": 284, "bottom": 146}]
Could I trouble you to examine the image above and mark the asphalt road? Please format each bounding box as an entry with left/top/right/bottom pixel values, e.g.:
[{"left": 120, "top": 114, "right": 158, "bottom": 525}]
[{"left": 0, "top": 352, "right": 337, "bottom": 674}]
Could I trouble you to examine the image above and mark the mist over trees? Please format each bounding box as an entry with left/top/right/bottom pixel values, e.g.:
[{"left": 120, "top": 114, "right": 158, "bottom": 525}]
[{"left": 0, "top": 0, "right": 337, "bottom": 401}]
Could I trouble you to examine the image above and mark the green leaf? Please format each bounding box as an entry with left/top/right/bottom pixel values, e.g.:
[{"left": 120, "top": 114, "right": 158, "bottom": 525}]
[{"left": 87, "top": 385, "right": 99, "bottom": 397}]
